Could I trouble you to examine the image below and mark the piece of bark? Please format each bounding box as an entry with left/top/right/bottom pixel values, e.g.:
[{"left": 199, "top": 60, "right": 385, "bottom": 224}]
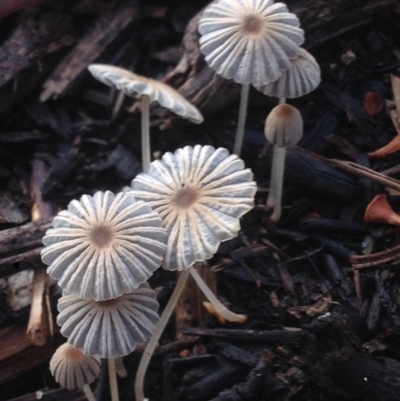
[
  {"left": 180, "top": 327, "right": 308, "bottom": 344},
  {"left": 40, "top": 0, "right": 139, "bottom": 101},
  {"left": 163, "top": 0, "right": 396, "bottom": 118},
  {"left": 26, "top": 158, "right": 53, "bottom": 346},
  {"left": 175, "top": 264, "right": 217, "bottom": 337},
  {"left": 5, "top": 388, "right": 84, "bottom": 401},
  {"left": 260, "top": 147, "right": 359, "bottom": 200},
  {"left": 0, "top": 325, "right": 64, "bottom": 385},
  {"left": 0, "top": 248, "right": 42, "bottom": 278},
  {"left": 0, "top": 219, "right": 51, "bottom": 256},
  {"left": 331, "top": 159, "right": 400, "bottom": 192},
  {"left": 0, "top": 9, "right": 75, "bottom": 114},
  {"left": 0, "top": 0, "right": 51, "bottom": 18}
]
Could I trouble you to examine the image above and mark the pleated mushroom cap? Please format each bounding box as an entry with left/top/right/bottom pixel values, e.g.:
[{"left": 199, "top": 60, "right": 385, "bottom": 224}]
[
  {"left": 131, "top": 145, "right": 257, "bottom": 271},
  {"left": 88, "top": 64, "right": 203, "bottom": 124},
  {"left": 50, "top": 343, "right": 100, "bottom": 390},
  {"left": 258, "top": 48, "right": 321, "bottom": 98},
  {"left": 198, "top": 0, "right": 304, "bottom": 86},
  {"left": 264, "top": 104, "right": 303, "bottom": 147},
  {"left": 58, "top": 283, "right": 159, "bottom": 359},
  {"left": 41, "top": 191, "right": 167, "bottom": 301}
]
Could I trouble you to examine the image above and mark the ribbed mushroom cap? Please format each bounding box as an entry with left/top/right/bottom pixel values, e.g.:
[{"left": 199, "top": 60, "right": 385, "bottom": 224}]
[
  {"left": 131, "top": 145, "right": 257, "bottom": 271},
  {"left": 41, "top": 191, "right": 167, "bottom": 301},
  {"left": 258, "top": 48, "right": 321, "bottom": 98},
  {"left": 50, "top": 343, "right": 100, "bottom": 390},
  {"left": 58, "top": 283, "right": 159, "bottom": 359},
  {"left": 88, "top": 64, "right": 203, "bottom": 124},
  {"left": 198, "top": 0, "right": 304, "bottom": 86},
  {"left": 265, "top": 104, "right": 303, "bottom": 147}
]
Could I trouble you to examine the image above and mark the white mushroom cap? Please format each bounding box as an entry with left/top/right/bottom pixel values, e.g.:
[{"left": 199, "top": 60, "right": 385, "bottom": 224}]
[
  {"left": 88, "top": 64, "right": 203, "bottom": 124},
  {"left": 264, "top": 104, "right": 303, "bottom": 147},
  {"left": 42, "top": 191, "right": 167, "bottom": 301},
  {"left": 58, "top": 283, "right": 159, "bottom": 359},
  {"left": 198, "top": 0, "right": 304, "bottom": 86},
  {"left": 50, "top": 343, "right": 100, "bottom": 390},
  {"left": 257, "top": 48, "right": 321, "bottom": 99},
  {"left": 131, "top": 145, "right": 257, "bottom": 271}
]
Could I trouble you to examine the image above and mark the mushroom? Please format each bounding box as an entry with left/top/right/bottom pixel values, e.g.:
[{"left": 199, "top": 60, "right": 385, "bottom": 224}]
[
  {"left": 256, "top": 48, "right": 320, "bottom": 210},
  {"left": 257, "top": 48, "right": 321, "bottom": 101},
  {"left": 58, "top": 282, "right": 159, "bottom": 401},
  {"left": 88, "top": 64, "right": 203, "bottom": 172},
  {"left": 198, "top": 0, "right": 304, "bottom": 155},
  {"left": 264, "top": 104, "right": 303, "bottom": 222},
  {"left": 132, "top": 145, "right": 256, "bottom": 401},
  {"left": 50, "top": 343, "right": 100, "bottom": 401},
  {"left": 41, "top": 190, "right": 167, "bottom": 301},
  {"left": 58, "top": 283, "right": 159, "bottom": 358}
]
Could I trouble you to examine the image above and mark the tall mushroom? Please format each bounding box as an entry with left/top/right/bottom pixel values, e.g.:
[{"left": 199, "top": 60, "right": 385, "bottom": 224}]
[
  {"left": 264, "top": 104, "right": 303, "bottom": 222},
  {"left": 257, "top": 48, "right": 320, "bottom": 211},
  {"left": 131, "top": 145, "right": 257, "bottom": 401},
  {"left": 88, "top": 64, "right": 203, "bottom": 172},
  {"left": 198, "top": 0, "right": 304, "bottom": 155}
]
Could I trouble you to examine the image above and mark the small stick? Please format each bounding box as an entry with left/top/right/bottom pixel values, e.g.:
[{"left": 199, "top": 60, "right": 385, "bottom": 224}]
[{"left": 330, "top": 159, "right": 400, "bottom": 191}]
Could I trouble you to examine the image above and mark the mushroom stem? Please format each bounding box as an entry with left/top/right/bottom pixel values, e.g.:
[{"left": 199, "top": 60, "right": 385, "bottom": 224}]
[
  {"left": 82, "top": 384, "right": 96, "bottom": 401},
  {"left": 189, "top": 268, "right": 246, "bottom": 323},
  {"left": 141, "top": 95, "right": 151, "bottom": 173},
  {"left": 233, "top": 84, "right": 250, "bottom": 156},
  {"left": 270, "top": 146, "right": 286, "bottom": 223},
  {"left": 267, "top": 145, "right": 279, "bottom": 209},
  {"left": 108, "top": 358, "right": 119, "bottom": 401},
  {"left": 135, "top": 268, "right": 191, "bottom": 401},
  {"left": 267, "top": 97, "right": 286, "bottom": 209}
]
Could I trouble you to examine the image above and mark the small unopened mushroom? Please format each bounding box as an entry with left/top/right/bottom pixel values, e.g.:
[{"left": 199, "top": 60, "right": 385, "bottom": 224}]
[
  {"left": 50, "top": 343, "right": 100, "bottom": 401},
  {"left": 132, "top": 145, "right": 256, "bottom": 401},
  {"left": 88, "top": 64, "right": 203, "bottom": 172},
  {"left": 257, "top": 48, "right": 321, "bottom": 101},
  {"left": 198, "top": 0, "right": 304, "bottom": 155},
  {"left": 41, "top": 190, "right": 167, "bottom": 301},
  {"left": 265, "top": 104, "right": 303, "bottom": 222}
]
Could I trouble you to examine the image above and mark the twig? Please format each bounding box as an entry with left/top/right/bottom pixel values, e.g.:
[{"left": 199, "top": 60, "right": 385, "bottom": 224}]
[{"left": 330, "top": 159, "right": 400, "bottom": 191}]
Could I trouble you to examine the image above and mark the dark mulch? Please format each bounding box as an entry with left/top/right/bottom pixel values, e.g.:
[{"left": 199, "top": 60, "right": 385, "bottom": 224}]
[{"left": 2, "top": 0, "right": 400, "bottom": 401}]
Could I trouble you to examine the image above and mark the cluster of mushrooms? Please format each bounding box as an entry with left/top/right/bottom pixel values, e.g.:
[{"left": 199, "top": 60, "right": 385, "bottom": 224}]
[{"left": 44, "top": 0, "right": 321, "bottom": 400}]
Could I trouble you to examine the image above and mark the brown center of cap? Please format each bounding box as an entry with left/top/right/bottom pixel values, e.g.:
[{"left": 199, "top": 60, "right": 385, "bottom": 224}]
[
  {"left": 173, "top": 185, "right": 200, "bottom": 209},
  {"left": 64, "top": 346, "right": 85, "bottom": 362},
  {"left": 242, "top": 14, "right": 263, "bottom": 36},
  {"left": 89, "top": 225, "right": 115, "bottom": 249}
]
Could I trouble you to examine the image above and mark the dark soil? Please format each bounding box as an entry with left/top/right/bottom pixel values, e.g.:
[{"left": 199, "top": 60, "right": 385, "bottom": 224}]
[{"left": 2, "top": 1, "right": 400, "bottom": 401}]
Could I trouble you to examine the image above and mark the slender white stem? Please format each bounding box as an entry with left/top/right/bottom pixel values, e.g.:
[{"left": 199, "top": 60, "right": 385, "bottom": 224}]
[
  {"left": 135, "top": 269, "right": 191, "bottom": 401},
  {"left": 141, "top": 95, "right": 151, "bottom": 173},
  {"left": 233, "top": 84, "right": 250, "bottom": 156},
  {"left": 279, "top": 97, "right": 286, "bottom": 105},
  {"left": 82, "top": 384, "right": 96, "bottom": 401},
  {"left": 189, "top": 268, "right": 246, "bottom": 323},
  {"left": 108, "top": 358, "right": 119, "bottom": 401},
  {"left": 270, "top": 147, "right": 286, "bottom": 223},
  {"left": 267, "top": 145, "right": 279, "bottom": 209}
]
